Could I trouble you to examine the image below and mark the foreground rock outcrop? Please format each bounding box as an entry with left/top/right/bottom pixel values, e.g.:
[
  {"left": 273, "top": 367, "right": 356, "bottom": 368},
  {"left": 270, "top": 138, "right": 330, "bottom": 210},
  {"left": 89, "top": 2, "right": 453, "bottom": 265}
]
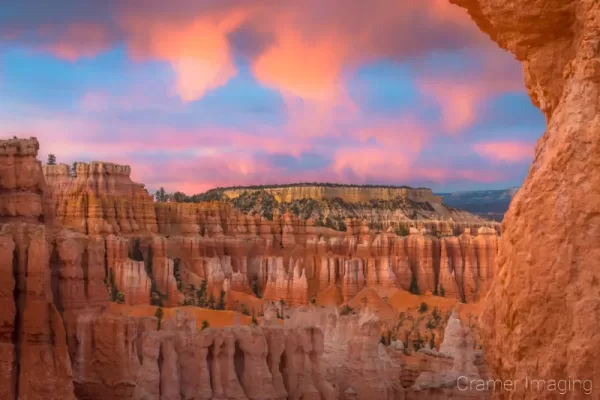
[
  {"left": 451, "top": 0, "right": 600, "bottom": 398},
  {"left": 0, "top": 138, "right": 76, "bottom": 400}
]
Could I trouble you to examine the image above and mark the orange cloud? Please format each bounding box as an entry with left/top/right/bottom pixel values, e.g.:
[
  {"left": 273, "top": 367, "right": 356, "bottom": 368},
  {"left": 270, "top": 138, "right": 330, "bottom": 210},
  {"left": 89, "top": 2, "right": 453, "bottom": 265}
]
[
  {"left": 473, "top": 140, "right": 535, "bottom": 163},
  {"left": 119, "top": 10, "right": 249, "bottom": 101}
]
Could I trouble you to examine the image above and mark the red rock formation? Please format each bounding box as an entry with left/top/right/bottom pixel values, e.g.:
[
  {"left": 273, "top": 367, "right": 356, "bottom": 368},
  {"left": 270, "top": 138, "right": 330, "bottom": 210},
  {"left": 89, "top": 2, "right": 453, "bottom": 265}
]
[
  {"left": 407, "top": 229, "right": 438, "bottom": 294},
  {"left": 451, "top": 0, "right": 600, "bottom": 396},
  {"left": 43, "top": 162, "right": 157, "bottom": 235},
  {"left": 0, "top": 138, "right": 76, "bottom": 400},
  {"left": 150, "top": 236, "right": 180, "bottom": 306}
]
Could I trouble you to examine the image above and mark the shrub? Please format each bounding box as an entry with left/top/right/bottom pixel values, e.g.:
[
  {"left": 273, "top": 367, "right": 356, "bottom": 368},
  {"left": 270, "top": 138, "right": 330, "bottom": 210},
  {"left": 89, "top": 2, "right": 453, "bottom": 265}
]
[
  {"left": 340, "top": 305, "right": 353, "bottom": 316},
  {"left": 396, "top": 226, "right": 410, "bottom": 236},
  {"left": 200, "top": 320, "right": 210, "bottom": 330},
  {"left": 419, "top": 302, "right": 429, "bottom": 313},
  {"left": 240, "top": 304, "right": 250, "bottom": 316}
]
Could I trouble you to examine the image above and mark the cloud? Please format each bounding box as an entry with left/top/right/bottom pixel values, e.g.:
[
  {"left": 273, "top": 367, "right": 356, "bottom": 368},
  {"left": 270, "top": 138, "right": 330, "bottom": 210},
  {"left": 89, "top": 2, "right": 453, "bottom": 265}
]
[
  {"left": 415, "top": 49, "right": 525, "bottom": 134},
  {"left": 473, "top": 140, "right": 535, "bottom": 163},
  {"left": 1, "top": 0, "right": 494, "bottom": 104},
  {"left": 38, "top": 23, "right": 114, "bottom": 61}
]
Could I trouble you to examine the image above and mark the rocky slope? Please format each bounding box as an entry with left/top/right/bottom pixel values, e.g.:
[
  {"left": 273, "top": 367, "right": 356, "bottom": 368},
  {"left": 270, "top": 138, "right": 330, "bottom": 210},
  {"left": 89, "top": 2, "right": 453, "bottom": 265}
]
[
  {"left": 175, "top": 184, "right": 499, "bottom": 233},
  {"left": 450, "top": 0, "right": 600, "bottom": 398}
]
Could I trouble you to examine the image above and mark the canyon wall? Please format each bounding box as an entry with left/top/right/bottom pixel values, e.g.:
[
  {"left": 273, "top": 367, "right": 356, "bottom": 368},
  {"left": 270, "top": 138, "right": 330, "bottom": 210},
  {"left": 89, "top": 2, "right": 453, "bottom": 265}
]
[
  {"left": 42, "top": 163, "right": 499, "bottom": 307},
  {"left": 0, "top": 138, "right": 75, "bottom": 400},
  {"left": 451, "top": 0, "right": 600, "bottom": 398},
  {"left": 3, "top": 137, "right": 494, "bottom": 399}
]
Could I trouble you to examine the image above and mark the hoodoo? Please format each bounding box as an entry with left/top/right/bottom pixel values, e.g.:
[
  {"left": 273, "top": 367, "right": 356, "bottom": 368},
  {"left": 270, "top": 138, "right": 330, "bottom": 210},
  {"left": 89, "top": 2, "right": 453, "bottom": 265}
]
[{"left": 451, "top": 0, "right": 600, "bottom": 397}]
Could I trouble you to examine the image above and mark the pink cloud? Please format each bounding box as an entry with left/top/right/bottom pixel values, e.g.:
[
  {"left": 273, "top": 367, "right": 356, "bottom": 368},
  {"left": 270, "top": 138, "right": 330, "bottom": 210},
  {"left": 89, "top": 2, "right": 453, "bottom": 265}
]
[
  {"left": 9, "top": 0, "right": 496, "bottom": 105},
  {"left": 38, "top": 23, "right": 114, "bottom": 61},
  {"left": 416, "top": 50, "right": 524, "bottom": 134},
  {"left": 473, "top": 140, "right": 535, "bottom": 163}
]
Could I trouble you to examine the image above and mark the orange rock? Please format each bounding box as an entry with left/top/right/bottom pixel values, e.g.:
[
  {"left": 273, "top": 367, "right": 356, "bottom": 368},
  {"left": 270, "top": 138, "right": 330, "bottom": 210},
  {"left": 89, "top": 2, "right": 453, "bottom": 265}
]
[
  {"left": 453, "top": 0, "right": 600, "bottom": 394},
  {"left": 43, "top": 162, "right": 158, "bottom": 235}
]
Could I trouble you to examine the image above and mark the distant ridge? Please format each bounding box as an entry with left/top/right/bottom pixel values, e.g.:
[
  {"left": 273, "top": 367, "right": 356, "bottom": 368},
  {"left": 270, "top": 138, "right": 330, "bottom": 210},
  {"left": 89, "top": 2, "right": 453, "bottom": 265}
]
[{"left": 436, "top": 188, "right": 520, "bottom": 221}]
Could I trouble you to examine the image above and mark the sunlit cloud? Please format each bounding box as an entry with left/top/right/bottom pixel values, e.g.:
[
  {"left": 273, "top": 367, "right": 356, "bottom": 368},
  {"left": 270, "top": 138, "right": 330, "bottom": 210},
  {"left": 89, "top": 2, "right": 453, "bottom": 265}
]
[{"left": 473, "top": 140, "right": 535, "bottom": 163}]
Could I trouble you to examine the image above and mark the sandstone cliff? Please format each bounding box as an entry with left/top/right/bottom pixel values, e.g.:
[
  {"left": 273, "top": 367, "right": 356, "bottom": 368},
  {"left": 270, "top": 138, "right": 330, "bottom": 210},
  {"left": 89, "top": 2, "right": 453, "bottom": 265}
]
[
  {"left": 222, "top": 185, "right": 441, "bottom": 204},
  {"left": 451, "top": 0, "right": 600, "bottom": 398},
  {"left": 43, "top": 162, "right": 157, "bottom": 235},
  {"left": 0, "top": 138, "right": 75, "bottom": 400}
]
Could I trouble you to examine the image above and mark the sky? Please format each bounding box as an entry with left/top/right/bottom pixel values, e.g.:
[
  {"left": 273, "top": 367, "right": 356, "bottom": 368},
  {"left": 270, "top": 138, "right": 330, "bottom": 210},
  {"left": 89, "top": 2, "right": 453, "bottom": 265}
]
[{"left": 0, "top": 0, "right": 546, "bottom": 194}]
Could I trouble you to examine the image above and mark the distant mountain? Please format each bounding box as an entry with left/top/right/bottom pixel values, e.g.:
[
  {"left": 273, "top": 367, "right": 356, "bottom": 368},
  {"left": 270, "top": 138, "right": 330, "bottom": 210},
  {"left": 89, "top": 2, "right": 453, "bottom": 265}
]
[{"left": 436, "top": 188, "right": 520, "bottom": 221}]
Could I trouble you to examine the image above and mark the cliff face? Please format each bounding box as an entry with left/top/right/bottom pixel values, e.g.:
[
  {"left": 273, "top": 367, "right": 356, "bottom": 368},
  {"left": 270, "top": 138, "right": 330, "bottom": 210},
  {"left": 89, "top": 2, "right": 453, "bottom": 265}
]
[
  {"left": 451, "top": 0, "right": 600, "bottom": 397},
  {"left": 43, "top": 163, "right": 158, "bottom": 235},
  {"left": 223, "top": 185, "right": 442, "bottom": 204},
  {"left": 132, "top": 311, "right": 337, "bottom": 400},
  {"left": 0, "top": 138, "right": 75, "bottom": 400},
  {"left": 40, "top": 162, "right": 500, "bottom": 308}
]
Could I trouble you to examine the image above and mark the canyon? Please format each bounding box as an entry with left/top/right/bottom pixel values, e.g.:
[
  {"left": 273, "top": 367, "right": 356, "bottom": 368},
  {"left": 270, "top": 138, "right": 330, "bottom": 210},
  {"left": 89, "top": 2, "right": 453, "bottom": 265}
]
[
  {"left": 1, "top": 137, "right": 497, "bottom": 399},
  {"left": 2, "top": 0, "right": 598, "bottom": 397}
]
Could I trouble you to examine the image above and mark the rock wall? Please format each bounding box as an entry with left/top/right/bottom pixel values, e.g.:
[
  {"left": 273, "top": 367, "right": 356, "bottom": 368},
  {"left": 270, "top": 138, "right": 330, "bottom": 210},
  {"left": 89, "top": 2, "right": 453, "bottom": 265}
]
[
  {"left": 0, "top": 138, "right": 76, "bottom": 400},
  {"left": 131, "top": 311, "right": 337, "bottom": 400},
  {"left": 41, "top": 159, "right": 501, "bottom": 307},
  {"left": 451, "top": 0, "right": 600, "bottom": 397},
  {"left": 43, "top": 162, "right": 158, "bottom": 235}
]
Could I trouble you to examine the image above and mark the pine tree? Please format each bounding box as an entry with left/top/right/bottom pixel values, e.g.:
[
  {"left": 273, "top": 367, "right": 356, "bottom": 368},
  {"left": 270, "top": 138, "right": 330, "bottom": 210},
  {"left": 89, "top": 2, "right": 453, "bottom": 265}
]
[{"left": 47, "top": 154, "right": 57, "bottom": 165}]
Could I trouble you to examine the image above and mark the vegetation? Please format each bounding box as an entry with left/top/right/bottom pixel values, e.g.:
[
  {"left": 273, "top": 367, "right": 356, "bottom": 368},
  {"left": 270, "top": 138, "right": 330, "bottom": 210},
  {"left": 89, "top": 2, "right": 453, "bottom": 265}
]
[
  {"left": 216, "top": 290, "right": 226, "bottom": 310},
  {"left": 418, "top": 302, "right": 429, "bottom": 313},
  {"left": 207, "top": 293, "right": 215, "bottom": 309},
  {"left": 47, "top": 154, "right": 57, "bottom": 165},
  {"left": 429, "top": 333, "right": 436, "bottom": 350},
  {"left": 115, "top": 292, "right": 125, "bottom": 304},
  {"left": 396, "top": 226, "right": 410, "bottom": 236},
  {"left": 409, "top": 275, "right": 420, "bottom": 295},
  {"left": 340, "top": 305, "right": 354, "bottom": 316},
  {"left": 146, "top": 183, "right": 446, "bottom": 231},
  {"left": 154, "top": 307, "right": 164, "bottom": 330},
  {"left": 439, "top": 285, "right": 445, "bottom": 297},
  {"left": 251, "top": 279, "right": 261, "bottom": 298},
  {"left": 200, "top": 320, "right": 210, "bottom": 330},
  {"left": 196, "top": 279, "right": 208, "bottom": 307},
  {"left": 70, "top": 162, "right": 78, "bottom": 177}
]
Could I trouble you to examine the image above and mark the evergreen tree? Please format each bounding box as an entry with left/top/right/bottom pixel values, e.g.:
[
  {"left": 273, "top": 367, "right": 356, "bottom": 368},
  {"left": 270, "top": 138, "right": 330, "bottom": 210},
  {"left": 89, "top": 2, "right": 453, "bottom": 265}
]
[
  {"left": 47, "top": 154, "right": 57, "bottom": 165},
  {"left": 196, "top": 279, "right": 208, "bottom": 307},
  {"left": 216, "top": 290, "right": 226, "bottom": 310},
  {"left": 154, "top": 307, "right": 164, "bottom": 330},
  {"left": 409, "top": 275, "right": 420, "bottom": 295}
]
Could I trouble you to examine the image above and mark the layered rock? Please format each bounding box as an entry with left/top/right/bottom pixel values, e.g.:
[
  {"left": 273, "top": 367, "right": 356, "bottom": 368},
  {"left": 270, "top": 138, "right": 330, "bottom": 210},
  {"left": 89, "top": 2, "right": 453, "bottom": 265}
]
[
  {"left": 150, "top": 236, "right": 180, "bottom": 306},
  {"left": 130, "top": 311, "right": 336, "bottom": 400},
  {"left": 0, "top": 138, "right": 75, "bottom": 400},
  {"left": 43, "top": 162, "right": 157, "bottom": 235},
  {"left": 407, "top": 308, "right": 484, "bottom": 399},
  {"left": 450, "top": 0, "right": 600, "bottom": 396}
]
